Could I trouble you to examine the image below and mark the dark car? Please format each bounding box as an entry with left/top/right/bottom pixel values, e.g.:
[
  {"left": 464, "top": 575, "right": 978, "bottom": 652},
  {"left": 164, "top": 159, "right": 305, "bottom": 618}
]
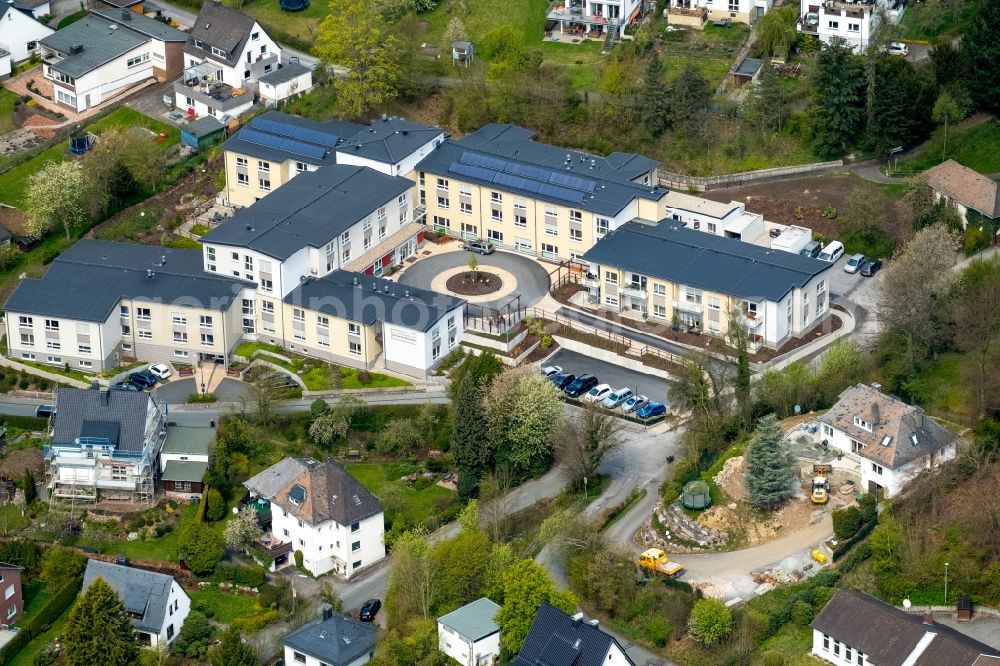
[
  {"left": 550, "top": 372, "right": 576, "bottom": 391},
  {"left": 564, "top": 374, "right": 598, "bottom": 398},
  {"left": 35, "top": 404, "right": 54, "bottom": 418},
  {"left": 111, "top": 382, "right": 140, "bottom": 392},
  {"left": 129, "top": 370, "right": 158, "bottom": 388},
  {"left": 637, "top": 402, "right": 666, "bottom": 419},
  {"left": 859, "top": 258, "right": 883, "bottom": 277},
  {"left": 359, "top": 599, "right": 381, "bottom": 622}
]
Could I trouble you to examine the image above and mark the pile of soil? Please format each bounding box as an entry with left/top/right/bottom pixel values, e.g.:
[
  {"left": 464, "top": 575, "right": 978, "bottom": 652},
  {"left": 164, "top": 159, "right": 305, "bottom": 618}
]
[
  {"left": 446, "top": 271, "right": 502, "bottom": 296},
  {"left": 714, "top": 455, "right": 748, "bottom": 501}
]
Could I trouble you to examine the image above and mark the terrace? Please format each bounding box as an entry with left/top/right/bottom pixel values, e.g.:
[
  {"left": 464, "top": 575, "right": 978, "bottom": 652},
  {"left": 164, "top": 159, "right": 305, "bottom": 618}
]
[
  {"left": 173, "top": 62, "right": 256, "bottom": 115},
  {"left": 547, "top": 1, "right": 623, "bottom": 26}
]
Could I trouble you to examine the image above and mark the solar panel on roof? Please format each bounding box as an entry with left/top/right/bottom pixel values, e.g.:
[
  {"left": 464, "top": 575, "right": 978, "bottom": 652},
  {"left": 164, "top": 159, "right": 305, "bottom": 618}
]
[
  {"left": 239, "top": 128, "right": 327, "bottom": 161},
  {"left": 549, "top": 170, "right": 597, "bottom": 192},
  {"left": 505, "top": 161, "right": 552, "bottom": 182},
  {"left": 250, "top": 117, "right": 341, "bottom": 148},
  {"left": 537, "top": 182, "right": 585, "bottom": 204},
  {"left": 449, "top": 162, "right": 497, "bottom": 182},
  {"left": 460, "top": 151, "right": 508, "bottom": 171},
  {"left": 492, "top": 171, "right": 541, "bottom": 193}
]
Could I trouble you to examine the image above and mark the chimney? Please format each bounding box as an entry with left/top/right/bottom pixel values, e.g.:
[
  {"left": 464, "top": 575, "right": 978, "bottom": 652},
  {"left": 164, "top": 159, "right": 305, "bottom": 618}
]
[
  {"left": 922, "top": 612, "right": 934, "bottom": 626},
  {"left": 160, "top": 254, "right": 167, "bottom": 265},
  {"left": 321, "top": 605, "right": 333, "bottom": 621},
  {"left": 871, "top": 403, "right": 880, "bottom": 425},
  {"left": 588, "top": 619, "right": 599, "bottom": 626},
  {"left": 121, "top": 8, "right": 131, "bottom": 20}
]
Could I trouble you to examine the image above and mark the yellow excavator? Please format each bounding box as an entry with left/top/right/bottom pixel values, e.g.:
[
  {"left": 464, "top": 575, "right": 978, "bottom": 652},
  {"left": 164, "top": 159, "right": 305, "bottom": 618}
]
[{"left": 811, "top": 464, "right": 831, "bottom": 504}]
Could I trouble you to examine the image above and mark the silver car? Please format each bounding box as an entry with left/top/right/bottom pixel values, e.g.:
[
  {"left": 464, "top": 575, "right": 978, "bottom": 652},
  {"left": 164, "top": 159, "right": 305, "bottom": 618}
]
[
  {"left": 844, "top": 253, "right": 865, "bottom": 274},
  {"left": 602, "top": 387, "right": 633, "bottom": 409},
  {"left": 463, "top": 239, "right": 495, "bottom": 255}
]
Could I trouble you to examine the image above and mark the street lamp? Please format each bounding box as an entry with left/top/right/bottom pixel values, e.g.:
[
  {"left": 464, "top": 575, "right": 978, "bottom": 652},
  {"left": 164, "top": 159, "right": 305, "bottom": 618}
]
[{"left": 944, "top": 562, "right": 950, "bottom": 604}]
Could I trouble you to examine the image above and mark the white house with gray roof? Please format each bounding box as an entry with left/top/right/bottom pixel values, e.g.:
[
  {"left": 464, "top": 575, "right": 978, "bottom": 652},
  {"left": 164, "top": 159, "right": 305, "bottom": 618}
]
[
  {"left": 83, "top": 559, "right": 190, "bottom": 648},
  {"left": 335, "top": 115, "right": 445, "bottom": 178},
  {"left": 0, "top": 2, "right": 53, "bottom": 65},
  {"left": 283, "top": 606, "right": 377, "bottom": 666},
  {"left": 43, "top": 386, "right": 166, "bottom": 503},
  {"left": 38, "top": 10, "right": 186, "bottom": 111},
  {"left": 438, "top": 597, "right": 502, "bottom": 666}
]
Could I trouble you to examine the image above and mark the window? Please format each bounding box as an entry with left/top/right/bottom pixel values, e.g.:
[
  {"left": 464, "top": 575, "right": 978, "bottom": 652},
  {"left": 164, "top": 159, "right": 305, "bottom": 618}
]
[
  {"left": 259, "top": 178, "right": 271, "bottom": 192},
  {"left": 122, "top": 343, "right": 132, "bottom": 351},
  {"left": 348, "top": 323, "right": 360, "bottom": 335},
  {"left": 491, "top": 207, "right": 503, "bottom": 222},
  {"left": 173, "top": 331, "right": 188, "bottom": 344},
  {"left": 200, "top": 316, "right": 213, "bottom": 328},
  {"left": 348, "top": 341, "right": 362, "bottom": 355},
  {"left": 848, "top": 22, "right": 860, "bottom": 31},
  {"left": 293, "top": 653, "right": 306, "bottom": 664},
  {"left": 605, "top": 272, "right": 618, "bottom": 285},
  {"left": 351, "top": 521, "right": 360, "bottom": 532},
  {"left": 653, "top": 304, "right": 666, "bottom": 318},
  {"left": 514, "top": 212, "right": 527, "bottom": 227},
  {"left": 126, "top": 53, "right": 150, "bottom": 68},
  {"left": 257, "top": 161, "right": 270, "bottom": 173},
  {"left": 828, "top": 20, "right": 839, "bottom": 29},
  {"left": 46, "top": 356, "right": 61, "bottom": 364},
  {"left": 79, "top": 360, "right": 92, "bottom": 368},
  {"left": 137, "top": 330, "right": 152, "bottom": 339},
  {"left": 292, "top": 309, "right": 305, "bottom": 323},
  {"left": 872, "top": 463, "right": 883, "bottom": 475},
  {"left": 21, "top": 353, "right": 34, "bottom": 360},
  {"left": 437, "top": 195, "right": 449, "bottom": 209},
  {"left": 352, "top": 541, "right": 361, "bottom": 551},
  {"left": 822, "top": 424, "right": 834, "bottom": 437},
  {"left": 569, "top": 228, "right": 582, "bottom": 242},
  {"left": 491, "top": 191, "right": 502, "bottom": 204},
  {"left": 845, "top": 646, "right": 853, "bottom": 662},
  {"left": 201, "top": 333, "right": 214, "bottom": 346},
  {"left": 432, "top": 329, "right": 441, "bottom": 360},
  {"left": 6, "top": 604, "right": 15, "bottom": 619},
  {"left": 857, "top": 652, "right": 864, "bottom": 665},
  {"left": 433, "top": 215, "right": 450, "bottom": 230},
  {"left": 121, "top": 325, "right": 130, "bottom": 336},
  {"left": 111, "top": 464, "right": 128, "bottom": 481},
  {"left": 19, "top": 333, "right": 34, "bottom": 347},
  {"left": 461, "top": 222, "right": 478, "bottom": 237},
  {"left": 78, "top": 344, "right": 91, "bottom": 355},
  {"left": 252, "top": 31, "right": 260, "bottom": 40},
  {"left": 853, "top": 416, "right": 873, "bottom": 432},
  {"left": 545, "top": 222, "right": 557, "bottom": 237},
  {"left": 833, "top": 640, "right": 840, "bottom": 657},
  {"left": 237, "top": 173, "right": 249, "bottom": 186},
  {"left": 487, "top": 229, "right": 503, "bottom": 243},
  {"left": 353, "top": 560, "right": 362, "bottom": 569},
  {"left": 707, "top": 222, "right": 717, "bottom": 233},
  {"left": 119, "top": 306, "right": 129, "bottom": 318},
  {"left": 596, "top": 217, "right": 610, "bottom": 238},
  {"left": 171, "top": 313, "right": 187, "bottom": 326},
  {"left": 137, "top": 308, "right": 151, "bottom": 321},
  {"left": 174, "top": 350, "right": 189, "bottom": 358},
  {"left": 569, "top": 210, "right": 582, "bottom": 224},
  {"left": 605, "top": 295, "right": 619, "bottom": 307},
  {"left": 317, "top": 316, "right": 329, "bottom": 329},
  {"left": 541, "top": 243, "right": 558, "bottom": 257},
  {"left": 823, "top": 635, "right": 829, "bottom": 651},
  {"left": 46, "top": 340, "right": 60, "bottom": 350},
  {"left": 436, "top": 177, "right": 448, "bottom": 189},
  {"left": 211, "top": 46, "right": 228, "bottom": 58},
  {"left": 235, "top": 156, "right": 248, "bottom": 168},
  {"left": 44, "top": 319, "right": 59, "bottom": 331}
]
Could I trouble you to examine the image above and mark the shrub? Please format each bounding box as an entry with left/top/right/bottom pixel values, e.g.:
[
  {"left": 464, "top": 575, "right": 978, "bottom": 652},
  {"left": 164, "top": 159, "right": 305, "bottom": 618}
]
[
  {"left": 204, "top": 488, "right": 225, "bottom": 522},
  {"left": 358, "top": 370, "right": 373, "bottom": 385},
  {"left": 294, "top": 549, "right": 304, "bottom": 571},
  {"left": 791, "top": 599, "right": 814, "bottom": 626},
  {"left": 688, "top": 598, "right": 732, "bottom": 645},
  {"left": 833, "top": 505, "right": 863, "bottom": 540},
  {"left": 235, "top": 564, "right": 266, "bottom": 588},
  {"left": 762, "top": 653, "right": 785, "bottom": 666},
  {"left": 180, "top": 522, "right": 224, "bottom": 576}
]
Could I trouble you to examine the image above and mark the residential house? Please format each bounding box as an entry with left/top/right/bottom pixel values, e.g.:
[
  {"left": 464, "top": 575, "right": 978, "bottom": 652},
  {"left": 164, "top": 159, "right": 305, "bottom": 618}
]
[
  {"left": 0, "top": 564, "right": 23, "bottom": 626},
  {"left": 220, "top": 111, "right": 362, "bottom": 207},
  {"left": 159, "top": 426, "right": 213, "bottom": 498},
  {"left": 9, "top": 0, "right": 51, "bottom": 21},
  {"left": 82, "top": 560, "right": 190, "bottom": 647},
  {"left": 665, "top": 0, "right": 772, "bottom": 26},
  {"left": 175, "top": 1, "right": 280, "bottom": 119},
  {"left": 0, "top": 49, "right": 10, "bottom": 79},
  {"left": 283, "top": 606, "right": 377, "bottom": 666},
  {"left": 797, "top": 0, "right": 906, "bottom": 50},
  {"left": 817, "top": 383, "right": 959, "bottom": 498},
  {"left": 810, "top": 589, "right": 1000, "bottom": 665},
  {"left": 416, "top": 123, "right": 668, "bottom": 262},
  {"left": 546, "top": 0, "right": 642, "bottom": 42},
  {"left": 335, "top": 115, "right": 445, "bottom": 178},
  {"left": 42, "top": 386, "right": 166, "bottom": 503},
  {"left": 258, "top": 61, "right": 313, "bottom": 107},
  {"left": 244, "top": 457, "right": 385, "bottom": 578},
  {"left": 38, "top": 11, "right": 186, "bottom": 112},
  {"left": 437, "top": 597, "right": 502, "bottom": 666},
  {"left": 3, "top": 239, "right": 255, "bottom": 371},
  {"left": 923, "top": 159, "right": 1000, "bottom": 230},
  {"left": 513, "top": 602, "right": 634, "bottom": 666},
  {"left": 0, "top": 1, "right": 53, "bottom": 65},
  {"left": 581, "top": 220, "right": 834, "bottom": 348},
  {"left": 664, "top": 190, "right": 765, "bottom": 242}
]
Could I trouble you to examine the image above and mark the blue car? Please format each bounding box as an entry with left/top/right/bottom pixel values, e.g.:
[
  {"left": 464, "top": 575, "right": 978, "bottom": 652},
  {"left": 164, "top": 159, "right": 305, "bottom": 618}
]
[{"left": 637, "top": 402, "right": 666, "bottom": 419}]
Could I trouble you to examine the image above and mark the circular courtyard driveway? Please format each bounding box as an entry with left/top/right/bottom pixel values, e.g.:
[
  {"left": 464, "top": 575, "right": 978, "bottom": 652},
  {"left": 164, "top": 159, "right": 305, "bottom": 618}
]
[{"left": 398, "top": 250, "right": 551, "bottom": 310}]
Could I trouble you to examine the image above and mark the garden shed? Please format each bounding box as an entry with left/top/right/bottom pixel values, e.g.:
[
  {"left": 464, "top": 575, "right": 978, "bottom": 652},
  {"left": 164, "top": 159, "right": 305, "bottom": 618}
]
[
  {"left": 180, "top": 116, "right": 225, "bottom": 150},
  {"left": 452, "top": 40, "right": 474, "bottom": 67},
  {"left": 682, "top": 480, "right": 712, "bottom": 510}
]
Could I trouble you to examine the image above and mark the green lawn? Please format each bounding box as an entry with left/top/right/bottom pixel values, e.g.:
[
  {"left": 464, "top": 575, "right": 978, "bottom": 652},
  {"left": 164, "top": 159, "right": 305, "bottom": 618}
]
[
  {"left": 898, "top": 0, "right": 978, "bottom": 41},
  {"left": 56, "top": 10, "right": 87, "bottom": 29},
  {"left": 189, "top": 587, "right": 261, "bottom": 624},
  {"left": 0, "top": 89, "right": 19, "bottom": 136},
  {"left": 899, "top": 119, "right": 1000, "bottom": 175},
  {"left": 96, "top": 503, "right": 200, "bottom": 563},
  {"left": 904, "top": 352, "right": 975, "bottom": 423},
  {"left": 0, "top": 503, "right": 29, "bottom": 535},
  {"left": 345, "top": 462, "right": 453, "bottom": 527},
  {"left": 339, "top": 367, "right": 410, "bottom": 389},
  {"left": 7, "top": 612, "right": 70, "bottom": 666}
]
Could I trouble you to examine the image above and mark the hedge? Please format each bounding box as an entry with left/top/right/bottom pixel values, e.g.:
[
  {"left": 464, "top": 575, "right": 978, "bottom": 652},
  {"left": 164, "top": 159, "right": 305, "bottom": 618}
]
[
  {"left": 0, "top": 415, "right": 49, "bottom": 431},
  {"left": 0, "top": 576, "right": 82, "bottom": 662},
  {"left": 832, "top": 519, "right": 877, "bottom": 561}
]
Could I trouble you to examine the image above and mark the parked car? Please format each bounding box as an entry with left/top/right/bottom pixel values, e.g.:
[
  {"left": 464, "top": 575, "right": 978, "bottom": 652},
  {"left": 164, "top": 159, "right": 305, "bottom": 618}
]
[
  {"left": 637, "top": 402, "right": 667, "bottom": 419},
  {"left": 800, "top": 240, "right": 822, "bottom": 258},
  {"left": 885, "top": 42, "right": 908, "bottom": 56},
  {"left": 111, "top": 382, "right": 140, "bottom": 392},
  {"left": 463, "top": 239, "right": 495, "bottom": 255},
  {"left": 564, "top": 374, "right": 599, "bottom": 398},
  {"left": 584, "top": 383, "right": 612, "bottom": 404},
  {"left": 541, "top": 365, "right": 562, "bottom": 378},
  {"left": 622, "top": 394, "right": 648, "bottom": 413},
  {"left": 844, "top": 253, "right": 866, "bottom": 274},
  {"left": 35, "top": 405, "right": 54, "bottom": 418},
  {"left": 148, "top": 363, "right": 172, "bottom": 380},
  {"left": 550, "top": 372, "right": 576, "bottom": 391},
  {"left": 860, "top": 258, "right": 883, "bottom": 277},
  {"left": 359, "top": 599, "right": 381, "bottom": 622},
  {"left": 818, "top": 240, "right": 844, "bottom": 263},
  {"left": 602, "top": 387, "right": 633, "bottom": 409},
  {"left": 129, "top": 370, "right": 158, "bottom": 388}
]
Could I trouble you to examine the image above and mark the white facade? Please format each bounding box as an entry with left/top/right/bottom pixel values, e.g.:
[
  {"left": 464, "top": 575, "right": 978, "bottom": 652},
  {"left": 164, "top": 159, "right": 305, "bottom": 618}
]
[
  {"left": 336, "top": 131, "right": 445, "bottom": 178},
  {"left": 43, "top": 40, "right": 154, "bottom": 112},
  {"left": 546, "top": 0, "right": 643, "bottom": 38},
  {"left": 812, "top": 629, "right": 871, "bottom": 666},
  {"left": 665, "top": 192, "right": 765, "bottom": 242},
  {"left": 0, "top": 6, "right": 53, "bottom": 63},
  {"left": 667, "top": 0, "right": 772, "bottom": 25},
  {"left": 183, "top": 20, "right": 279, "bottom": 88},
  {"left": 0, "top": 51, "right": 10, "bottom": 79},
  {"left": 155, "top": 580, "right": 191, "bottom": 647},
  {"left": 382, "top": 305, "right": 464, "bottom": 375},
  {"left": 438, "top": 624, "right": 500, "bottom": 666},
  {"left": 270, "top": 502, "right": 384, "bottom": 578},
  {"left": 797, "top": 0, "right": 905, "bottom": 50},
  {"left": 259, "top": 68, "right": 313, "bottom": 105},
  {"left": 283, "top": 646, "right": 371, "bottom": 666}
]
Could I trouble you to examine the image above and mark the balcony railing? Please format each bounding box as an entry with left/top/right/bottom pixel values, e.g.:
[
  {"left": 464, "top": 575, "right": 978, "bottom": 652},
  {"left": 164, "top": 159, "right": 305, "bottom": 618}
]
[
  {"left": 547, "top": 1, "right": 624, "bottom": 25},
  {"left": 668, "top": 5, "right": 708, "bottom": 18},
  {"left": 583, "top": 277, "right": 601, "bottom": 288},
  {"left": 255, "top": 535, "right": 293, "bottom": 558},
  {"left": 622, "top": 286, "right": 648, "bottom": 299}
]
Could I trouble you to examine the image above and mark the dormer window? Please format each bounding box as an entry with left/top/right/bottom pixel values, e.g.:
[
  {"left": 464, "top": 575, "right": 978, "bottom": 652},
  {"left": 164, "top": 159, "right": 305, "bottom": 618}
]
[
  {"left": 288, "top": 484, "right": 306, "bottom": 506},
  {"left": 853, "top": 416, "right": 873, "bottom": 432},
  {"left": 211, "top": 46, "right": 228, "bottom": 59}
]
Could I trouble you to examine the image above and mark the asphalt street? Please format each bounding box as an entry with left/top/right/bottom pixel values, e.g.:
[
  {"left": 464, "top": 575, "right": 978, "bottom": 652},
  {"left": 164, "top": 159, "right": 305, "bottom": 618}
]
[{"left": 543, "top": 348, "right": 670, "bottom": 406}]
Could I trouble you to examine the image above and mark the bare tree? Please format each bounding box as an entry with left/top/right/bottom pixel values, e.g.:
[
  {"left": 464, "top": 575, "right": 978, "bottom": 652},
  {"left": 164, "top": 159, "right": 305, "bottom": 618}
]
[
  {"left": 951, "top": 256, "right": 1000, "bottom": 417},
  {"left": 478, "top": 468, "right": 514, "bottom": 544},
  {"left": 557, "top": 402, "right": 624, "bottom": 490},
  {"left": 244, "top": 366, "right": 288, "bottom": 426}
]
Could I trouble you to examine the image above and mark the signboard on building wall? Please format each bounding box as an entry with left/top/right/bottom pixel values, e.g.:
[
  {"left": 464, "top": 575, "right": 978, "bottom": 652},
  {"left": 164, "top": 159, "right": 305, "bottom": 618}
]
[{"left": 389, "top": 328, "right": 417, "bottom": 346}]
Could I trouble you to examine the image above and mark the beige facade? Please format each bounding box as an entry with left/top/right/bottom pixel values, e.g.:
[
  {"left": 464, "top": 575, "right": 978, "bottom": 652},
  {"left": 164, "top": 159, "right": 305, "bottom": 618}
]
[{"left": 224, "top": 149, "right": 320, "bottom": 208}]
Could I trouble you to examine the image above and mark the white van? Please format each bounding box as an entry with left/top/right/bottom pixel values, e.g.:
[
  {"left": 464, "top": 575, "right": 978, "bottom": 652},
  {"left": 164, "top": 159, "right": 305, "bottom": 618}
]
[{"left": 818, "top": 240, "right": 844, "bottom": 263}]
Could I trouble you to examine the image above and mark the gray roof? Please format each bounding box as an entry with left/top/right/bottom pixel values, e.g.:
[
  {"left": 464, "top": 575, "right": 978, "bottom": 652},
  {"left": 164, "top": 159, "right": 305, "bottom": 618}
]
[
  {"left": 11, "top": 0, "right": 50, "bottom": 10},
  {"left": 285, "top": 270, "right": 465, "bottom": 333},
  {"left": 416, "top": 124, "right": 665, "bottom": 217},
  {"left": 734, "top": 57, "right": 763, "bottom": 77},
  {"left": 222, "top": 111, "right": 356, "bottom": 166},
  {"left": 817, "top": 383, "right": 959, "bottom": 470},
  {"left": 259, "top": 61, "right": 310, "bottom": 86},
  {"left": 53, "top": 387, "right": 154, "bottom": 454},
  {"left": 245, "top": 457, "right": 382, "bottom": 527},
  {"left": 83, "top": 560, "right": 186, "bottom": 636},
  {"left": 162, "top": 460, "right": 208, "bottom": 482},
  {"left": 40, "top": 16, "right": 149, "bottom": 78},
  {"left": 336, "top": 116, "right": 442, "bottom": 166},
  {"left": 90, "top": 8, "right": 187, "bottom": 42},
  {"left": 582, "top": 221, "right": 832, "bottom": 302},
  {"left": 162, "top": 426, "right": 213, "bottom": 456},
  {"left": 183, "top": 1, "right": 256, "bottom": 67},
  {"left": 513, "top": 602, "right": 632, "bottom": 666},
  {"left": 438, "top": 597, "right": 501, "bottom": 641},
  {"left": 4, "top": 239, "right": 251, "bottom": 322},
  {"left": 202, "top": 165, "right": 413, "bottom": 260},
  {"left": 283, "top": 611, "right": 377, "bottom": 666},
  {"left": 811, "top": 590, "right": 1000, "bottom": 666},
  {"left": 182, "top": 115, "right": 226, "bottom": 138}
]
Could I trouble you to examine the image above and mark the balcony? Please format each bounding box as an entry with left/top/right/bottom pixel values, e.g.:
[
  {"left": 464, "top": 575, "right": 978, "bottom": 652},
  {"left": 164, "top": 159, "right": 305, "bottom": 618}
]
[
  {"left": 744, "top": 311, "right": 763, "bottom": 328},
  {"left": 255, "top": 533, "right": 293, "bottom": 559},
  {"left": 622, "top": 286, "right": 648, "bottom": 299},
  {"left": 583, "top": 276, "right": 601, "bottom": 289},
  {"left": 547, "top": 1, "right": 623, "bottom": 26},
  {"left": 798, "top": 17, "right": 819, "bottom": 33},
  {"left": 175, "top": 62, "right": 255, "bottom": 114},
  {"left": 668, "top": 4, "right": 708, "bottom": 19}
]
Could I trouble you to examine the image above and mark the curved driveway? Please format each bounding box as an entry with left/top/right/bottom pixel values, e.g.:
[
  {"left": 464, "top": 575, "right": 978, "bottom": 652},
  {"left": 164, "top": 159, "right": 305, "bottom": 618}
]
[{"left": 398, "top": 250, "right": 551, "bottom": 309}]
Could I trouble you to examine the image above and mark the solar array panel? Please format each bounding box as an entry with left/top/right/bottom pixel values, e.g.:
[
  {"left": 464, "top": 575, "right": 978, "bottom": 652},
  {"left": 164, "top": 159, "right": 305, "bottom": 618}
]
[
  {"left": 537, "top": 182, "right": 585, "bottom": 204},
  {"left": 449, "top": 161, "right": 586, "bottom": 204},
  {"left": 239, "top": 128, "right": 327, "bottom": 161},
  {"left": 249, "top": 117, "right": 341, "bottom": 149},
  {"left": 493, "top": 171, "right": 541, "bottom": 193},
  {"left": 449, "top": 162, "right": 497, "bottom": 182},
  {"left": 506, "top": 162, "right": 551, "bottom": 182},
  {"left": 460, "top": 151, "right": 508, "bottom": 171},
  {"left": 549, "top": 170, "right": 597, "bottom": 193}
]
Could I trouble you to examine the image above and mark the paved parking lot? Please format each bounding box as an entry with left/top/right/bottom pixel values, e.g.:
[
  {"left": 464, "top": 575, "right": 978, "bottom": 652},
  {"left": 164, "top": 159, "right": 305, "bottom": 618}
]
[
  {"left": 543, "top": 349, "right": 670, "bottom": 405},
  {"left": 826, "top": 253, "right": 884, "bottom": 343}
]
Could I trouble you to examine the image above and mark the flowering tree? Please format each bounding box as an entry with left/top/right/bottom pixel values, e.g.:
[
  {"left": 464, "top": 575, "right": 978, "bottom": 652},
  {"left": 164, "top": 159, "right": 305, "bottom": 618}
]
[
  {"left": 224, "top": 506, "right": 262, "bottom": 555},
  {"left": 23, "top": 160, "right": 87, "bottom": 239}
]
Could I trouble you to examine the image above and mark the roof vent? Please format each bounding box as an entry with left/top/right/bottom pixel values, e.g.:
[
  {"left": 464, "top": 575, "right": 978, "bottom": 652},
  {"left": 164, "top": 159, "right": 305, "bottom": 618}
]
[
  {"left": 372, "top": 282, "right": 377, "bottom": 291},
  {"left": 922, "top": 612, "right": 934, "bottom": 626},
  {"left": 384, "top": 285, "right": 389, "bottom": 293},
  {"left": 70, "top": 44, "right": 83, "bottom": 54},
  {"left": 109, "top": 24, "right": 118, "bottom": 30},
  {"left": 352, "top": 494, "right": 361, "bottom": 505},
  {"left": 588, "top": 619, "right": 599, "bottom": 626},
  {"left": 322, "top": 605, "right": 333, "bottom": 621},
  {"left": 404, "top": 289, "right": 409, "bottom": 298},
  {"left": 160, "top": 255, "right": 167, "bottom": 265},
  {"left": 871, "top": 382, "right": 882, "bottom": 391},
  {"left": 147, "top": 269, "right": 155, "bottom": 278},
  {"left": 353, "top": 276, "right": 359, "bottom": 286},
  {"left": 319, "top": 630, "right": 327, "bottom": 639},
  {"left": 911, "top": 434, "right": 919, "bottom": 446},
  {"left": 205, "top": 22, "right": 211, "bottom": 29},
  {"left": 571, "top": 612, "right": 584, "bottom": 622},
  {"left": 574, "top": 638, "right": 582, "bottom": 649},
  {"left": 342, "top": 636, "right": 351, "bottom": 645},
  {"left": 121, "top": 8, "right": 131, "bottom": 19}
]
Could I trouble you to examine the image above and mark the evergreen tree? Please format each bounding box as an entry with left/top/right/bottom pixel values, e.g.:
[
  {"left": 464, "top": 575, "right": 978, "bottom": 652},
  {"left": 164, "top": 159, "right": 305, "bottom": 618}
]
[
  {"left": 210, "top": 628, "right": 259, "bottom": 666},
  {"left": 745, "top": 414, "right": 796, "bottom": 510},
  {"left": 670, "top": 64, "right": 712, "bottom": 134},
  {"left": 63, "top": 578, "right": 139, "bottom": 666},
  {"left": 745, "top": 60, "right": 787, "bottom": 132},
  {"left": 864, "top": 56, "right": 934, "bottom": 156},
  {"left": 640, "top": 54, "right": 671, "bottom": 137},
  {"left": 23, "top": 469, "right": 36, "bottom": 505},
  {"left": 812, "top": 40, "right": 865, "bottom": 157},
  {"left": 452, "top": 374, "right": 491, "bottom": 500},
  {"left": 962, "top": 0, "right": 1000, "bottom": 111}
]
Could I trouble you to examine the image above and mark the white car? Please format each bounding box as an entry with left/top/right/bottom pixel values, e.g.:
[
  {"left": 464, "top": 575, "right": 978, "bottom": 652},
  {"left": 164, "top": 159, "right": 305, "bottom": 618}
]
[
  {"left": 584, "top": 383, "right": 612, "bottom": 403},
  {"left": 541, "top": 365, "right": 562, "bottom": 378},
  {"left": 885, "top": 42, "right": 908, "bottom": 56},
  {"left": 148, "top": 363, "right": 172, "bottom": 380},
  {"left": 603, "top": 387, "right": 634, "bottom": 409},
  {"left": 622, "top": 394, "right": 648, "bottom": 413}
]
